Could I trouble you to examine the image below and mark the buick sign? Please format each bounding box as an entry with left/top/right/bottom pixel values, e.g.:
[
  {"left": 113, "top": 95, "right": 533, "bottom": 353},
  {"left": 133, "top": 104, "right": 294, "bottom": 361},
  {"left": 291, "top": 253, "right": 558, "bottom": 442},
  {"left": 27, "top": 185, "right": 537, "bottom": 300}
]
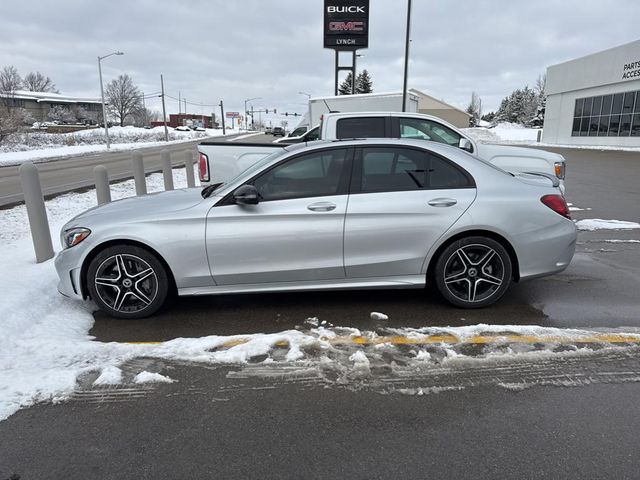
[{"left": 324, "top": 0, "right": 369, "bottom": 50}]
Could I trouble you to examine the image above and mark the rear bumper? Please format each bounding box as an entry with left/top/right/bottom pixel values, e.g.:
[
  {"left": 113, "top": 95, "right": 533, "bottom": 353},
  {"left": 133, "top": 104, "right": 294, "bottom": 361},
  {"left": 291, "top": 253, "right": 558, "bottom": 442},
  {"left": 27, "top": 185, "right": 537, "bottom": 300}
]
[{"left": 517, "top": 219, "right": 577, "bottom": 281}]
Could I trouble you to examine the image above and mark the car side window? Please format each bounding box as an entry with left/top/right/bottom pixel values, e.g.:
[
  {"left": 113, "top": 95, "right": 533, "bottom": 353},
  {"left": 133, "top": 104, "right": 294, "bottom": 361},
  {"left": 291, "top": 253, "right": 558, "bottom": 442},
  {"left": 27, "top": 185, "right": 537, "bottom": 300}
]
[
  {"left": 304, "top": 126, "right": 320, "bottom": 141},
  {"left": 336, "top": 117, "right": 385, "bottom": 139},
  {"left": 253, "top": 149, "right": 347, "bottom": 201},
  {"left": 359, "top": 147, "right": 473, "bottom": 193},
  {"left": 399, "top": 118, "right": 462, "bottom": 147}
]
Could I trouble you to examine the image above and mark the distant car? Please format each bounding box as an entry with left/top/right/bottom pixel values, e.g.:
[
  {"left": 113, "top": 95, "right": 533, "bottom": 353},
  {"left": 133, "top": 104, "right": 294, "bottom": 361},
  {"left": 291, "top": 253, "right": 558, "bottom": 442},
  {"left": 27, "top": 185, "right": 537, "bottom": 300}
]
[
  {"left": 194, "top": 127, "right": 206, "bottom": 132},
  {"left": 55, "top": 138, "right": 576, "bottom": 318},
  {"left": 175, "top": 126, "right": 191, "bottom": 131},
  {"left": 265, "top": 127, "right": 273, "bottom": 134},
  {"left": 272, "top": 127, "right": 285, "bottom": 137}
]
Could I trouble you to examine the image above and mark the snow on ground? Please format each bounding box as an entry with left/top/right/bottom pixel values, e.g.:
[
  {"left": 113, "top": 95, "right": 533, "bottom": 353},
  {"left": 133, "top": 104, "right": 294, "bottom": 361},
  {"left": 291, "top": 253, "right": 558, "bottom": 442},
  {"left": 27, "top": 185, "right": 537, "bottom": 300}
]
[
  {"left": 0, "top": 126, "right": 240, "bottom": 166},
  {"left": 2, "top": 173, "right": 640, "bottom": 420},
  {"left": 575, "top": 219, "right": 640, "bottom": 231}
]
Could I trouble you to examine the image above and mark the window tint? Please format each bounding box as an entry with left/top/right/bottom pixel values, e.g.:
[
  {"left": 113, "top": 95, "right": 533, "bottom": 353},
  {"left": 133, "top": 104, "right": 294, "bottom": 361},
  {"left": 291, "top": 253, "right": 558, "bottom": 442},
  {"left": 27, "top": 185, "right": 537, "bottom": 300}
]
[
  {"left": 253, "top": 149, "right": 347, "bottom": 201},
  {"left": 336, "top": 117, "right": 385, "bottom": 139},
  {"left": 359, "top": 147, "right": 472, "bottom": 193},
  {"left": 399, "top": 118, "right": 462, "bottom": 147},
  {"left": 290, "top": 127, "right": 307, "bottom": 137}
]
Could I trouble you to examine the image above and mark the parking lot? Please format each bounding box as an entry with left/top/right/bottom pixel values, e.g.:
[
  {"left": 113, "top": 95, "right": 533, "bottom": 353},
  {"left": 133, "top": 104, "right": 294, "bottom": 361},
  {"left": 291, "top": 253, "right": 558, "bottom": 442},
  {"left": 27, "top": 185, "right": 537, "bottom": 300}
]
[{"left": 1, "top": 145, "right": 640, "bottom": 479}]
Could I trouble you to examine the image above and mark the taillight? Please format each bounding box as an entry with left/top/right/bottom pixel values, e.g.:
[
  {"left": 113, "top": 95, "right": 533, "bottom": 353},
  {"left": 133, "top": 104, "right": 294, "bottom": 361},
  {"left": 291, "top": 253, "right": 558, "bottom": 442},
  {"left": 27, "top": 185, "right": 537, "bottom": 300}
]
[
  {"left": 554, "top": 161, "right": 566, "bottom": 180},
  {"left": 199, "top": 152, "right": 209, "bottom": 182},
  {"left": 541, "top": 194, "right": 571, "bottom": 219}
]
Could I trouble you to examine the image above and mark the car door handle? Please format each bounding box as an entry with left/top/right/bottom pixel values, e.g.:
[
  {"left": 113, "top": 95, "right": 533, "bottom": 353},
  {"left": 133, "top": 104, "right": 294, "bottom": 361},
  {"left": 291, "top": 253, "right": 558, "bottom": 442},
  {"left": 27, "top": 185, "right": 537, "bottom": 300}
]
[
  {"left": 428, "top": 198, "right": 457, "bottom": 207},
  {"left": 307, "top": 201, "right": 337, "bottom": 212}
]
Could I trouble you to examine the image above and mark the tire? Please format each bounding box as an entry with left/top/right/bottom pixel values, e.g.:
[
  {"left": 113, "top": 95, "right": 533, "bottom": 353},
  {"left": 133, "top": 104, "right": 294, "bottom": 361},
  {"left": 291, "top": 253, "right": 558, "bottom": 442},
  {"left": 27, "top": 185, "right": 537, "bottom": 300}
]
[
  {"left": 87, "top": 245, "right": 169, "bottom": 319},
  {"left": 434, "top": 236, "right": 512, "bottom": 309}
]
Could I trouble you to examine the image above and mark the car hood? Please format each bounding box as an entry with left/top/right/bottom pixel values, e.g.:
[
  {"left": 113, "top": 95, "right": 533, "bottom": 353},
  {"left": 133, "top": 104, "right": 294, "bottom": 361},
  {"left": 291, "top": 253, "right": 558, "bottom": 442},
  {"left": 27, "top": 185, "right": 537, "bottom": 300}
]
[{"left": 68, "top": 188, "right": 205, "bottom": 224}]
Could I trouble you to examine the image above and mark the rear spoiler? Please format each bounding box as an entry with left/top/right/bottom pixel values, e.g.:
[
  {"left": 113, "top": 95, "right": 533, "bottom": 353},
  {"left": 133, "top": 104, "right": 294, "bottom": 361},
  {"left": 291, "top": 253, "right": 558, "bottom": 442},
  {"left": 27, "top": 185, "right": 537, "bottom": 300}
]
[{"left": 520, "top": 171, "right": 560, "bottom": 188}]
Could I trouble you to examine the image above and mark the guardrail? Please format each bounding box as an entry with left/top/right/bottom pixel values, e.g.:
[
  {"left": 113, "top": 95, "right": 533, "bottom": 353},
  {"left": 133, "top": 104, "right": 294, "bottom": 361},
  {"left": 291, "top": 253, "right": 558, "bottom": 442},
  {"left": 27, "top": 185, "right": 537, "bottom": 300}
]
[{"left": 18, "top": 149, "right": 197, "bottom": 263}]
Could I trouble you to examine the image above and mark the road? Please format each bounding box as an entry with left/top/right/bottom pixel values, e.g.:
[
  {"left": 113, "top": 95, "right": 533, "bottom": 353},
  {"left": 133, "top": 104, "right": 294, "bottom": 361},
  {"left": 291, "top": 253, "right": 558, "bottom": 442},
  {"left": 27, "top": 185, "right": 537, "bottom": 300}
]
[
  {"left": 0, "top": 133, "right": 249, "bottom": 207},
  {"left": 1, "top": 145, "right": 640, "bottom": 479}
]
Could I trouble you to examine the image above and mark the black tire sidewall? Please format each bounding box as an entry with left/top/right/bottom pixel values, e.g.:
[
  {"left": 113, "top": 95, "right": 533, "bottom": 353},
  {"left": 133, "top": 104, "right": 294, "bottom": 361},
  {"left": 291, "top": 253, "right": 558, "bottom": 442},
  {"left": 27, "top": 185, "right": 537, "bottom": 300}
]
[
  {"left": 87, "top": 245, "right": 169, "bottom": 319},
  {"left": 434, "top": 236, "right": 512, "bottom": 309}
]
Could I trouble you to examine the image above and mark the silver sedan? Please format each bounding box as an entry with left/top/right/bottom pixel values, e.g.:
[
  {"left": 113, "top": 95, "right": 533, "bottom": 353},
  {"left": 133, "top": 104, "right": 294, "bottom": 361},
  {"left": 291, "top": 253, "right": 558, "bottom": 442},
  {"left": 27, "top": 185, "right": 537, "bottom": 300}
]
[{"left": 55, "top": 139, "right": 577, "bottom": 318}]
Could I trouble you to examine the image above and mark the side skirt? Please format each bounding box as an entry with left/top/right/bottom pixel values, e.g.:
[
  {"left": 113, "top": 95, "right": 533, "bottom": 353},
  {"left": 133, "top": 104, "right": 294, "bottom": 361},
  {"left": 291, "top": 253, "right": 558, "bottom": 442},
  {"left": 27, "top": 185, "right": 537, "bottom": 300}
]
[{"left": 179, "top": 275, "right": 426, "bottom": 297}]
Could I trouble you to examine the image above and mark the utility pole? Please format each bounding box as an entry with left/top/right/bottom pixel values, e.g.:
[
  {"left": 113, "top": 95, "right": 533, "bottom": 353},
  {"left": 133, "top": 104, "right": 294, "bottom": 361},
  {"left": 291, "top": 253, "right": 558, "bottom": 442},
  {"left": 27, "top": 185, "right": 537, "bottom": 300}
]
[
  {"left": 178, "top": 91, "right": 181, "bottom": 115},
  {"left": 250, "top": 105, "right": 254, "bottom": 129},
  {"left": 141, "top": 91, "right": 147, "bottom": 126},
  {"left": 219, "top": 100, "right": 226, "bottom": 135},
  {"left": 160, "top": 74, "right": 169, "bottom": 142},
  {"left": 402, "top": 0, "right": 412, "bottom": 112},
  {"left": 184, "top": 98, "right": 187, "bottom": 115}
]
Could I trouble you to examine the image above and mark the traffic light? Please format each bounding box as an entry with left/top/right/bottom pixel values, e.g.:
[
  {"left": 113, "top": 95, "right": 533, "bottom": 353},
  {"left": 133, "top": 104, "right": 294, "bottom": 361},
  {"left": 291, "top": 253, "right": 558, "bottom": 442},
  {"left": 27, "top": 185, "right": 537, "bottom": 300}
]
[
  {"left": 274, "top": 109, "right": 277, "bottom": 114},
  {"left": 265, "top": 109, "right": 269, "bottom": 114},
  {"left": 285, "top": 112, "right": 288, "bottom": 116}
]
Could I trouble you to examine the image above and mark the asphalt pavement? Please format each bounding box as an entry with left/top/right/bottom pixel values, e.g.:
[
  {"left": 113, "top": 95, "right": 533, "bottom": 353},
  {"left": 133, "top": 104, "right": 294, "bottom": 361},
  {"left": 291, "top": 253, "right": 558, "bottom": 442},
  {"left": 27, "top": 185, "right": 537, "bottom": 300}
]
[{"left": 1, "top": 145, "right": 640, "bottom": 480}]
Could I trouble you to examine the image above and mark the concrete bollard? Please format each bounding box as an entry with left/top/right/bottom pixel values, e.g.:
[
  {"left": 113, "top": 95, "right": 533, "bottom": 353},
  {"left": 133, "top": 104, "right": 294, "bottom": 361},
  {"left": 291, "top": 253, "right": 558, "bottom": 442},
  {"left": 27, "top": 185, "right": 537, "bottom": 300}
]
[
  {"left": 161, "top": 150, "right": 174, "bottom": 191},
  {"left": 94, "top": 165, "right": 111, "bottom": 205},
  {"left": 184, "top": 151, "right": 196, "bottom": 188},
  {"left": 132, "top": 152, "right": 147, "bottom": 196},
  {"left": 19, "top": 162, "right": 54, "bottom": 263},
  {"left": 537, "top": 130, "right": 542, "bottom": 143}
]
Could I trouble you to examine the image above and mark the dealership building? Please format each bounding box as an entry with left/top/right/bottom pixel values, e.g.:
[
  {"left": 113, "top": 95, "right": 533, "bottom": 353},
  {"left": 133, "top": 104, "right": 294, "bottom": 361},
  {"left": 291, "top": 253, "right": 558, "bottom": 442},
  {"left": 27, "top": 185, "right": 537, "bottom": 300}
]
[{"left": 542, "top": 39, "right": 640, "bottom": 147}]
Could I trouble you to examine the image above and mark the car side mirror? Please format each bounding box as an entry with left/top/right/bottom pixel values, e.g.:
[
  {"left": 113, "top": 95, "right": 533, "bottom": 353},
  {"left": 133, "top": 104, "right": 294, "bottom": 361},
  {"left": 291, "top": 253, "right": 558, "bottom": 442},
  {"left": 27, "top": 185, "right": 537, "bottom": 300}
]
[
  {"left": 233, "top": 184, "right": 260, "bottom": 205},
  {"left": 458, "top": 138, "right": 473, "bottom": 153}
]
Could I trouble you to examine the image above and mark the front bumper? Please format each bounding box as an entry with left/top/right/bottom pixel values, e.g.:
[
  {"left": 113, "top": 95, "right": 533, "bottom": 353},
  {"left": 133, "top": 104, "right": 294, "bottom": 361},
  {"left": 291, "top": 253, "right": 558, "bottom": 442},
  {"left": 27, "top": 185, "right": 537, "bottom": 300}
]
[{"left": 54, "top": 246, "right": 86, "bottom": 300}]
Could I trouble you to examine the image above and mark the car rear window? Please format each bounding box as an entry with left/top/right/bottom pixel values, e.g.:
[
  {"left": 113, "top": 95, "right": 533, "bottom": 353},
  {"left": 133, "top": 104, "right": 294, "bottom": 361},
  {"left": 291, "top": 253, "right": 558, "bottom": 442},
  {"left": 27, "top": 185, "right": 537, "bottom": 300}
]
[{"left": 336, "top": 117, "right": 385, "bottom": 139}]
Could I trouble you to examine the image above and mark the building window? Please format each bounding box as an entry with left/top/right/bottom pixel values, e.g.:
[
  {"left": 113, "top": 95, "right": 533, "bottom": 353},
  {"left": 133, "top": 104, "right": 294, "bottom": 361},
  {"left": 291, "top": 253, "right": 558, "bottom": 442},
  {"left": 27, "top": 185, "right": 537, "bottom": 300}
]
[{"left": 572, "top": 90, "right": 638, "bottom": 137}]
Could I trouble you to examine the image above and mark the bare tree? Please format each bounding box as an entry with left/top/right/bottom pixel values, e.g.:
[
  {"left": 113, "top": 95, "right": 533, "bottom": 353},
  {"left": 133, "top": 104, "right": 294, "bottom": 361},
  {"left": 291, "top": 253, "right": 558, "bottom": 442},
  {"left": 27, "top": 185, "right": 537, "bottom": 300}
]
[
  {"left": 0, "top": 66, "right": 22, "bottom": 94},
  {"left": 105, "top": 74, "right": 142, "bottom": 127},
  {"left": 23, "top": 71, "right": 58, "bottom": 93},
  {"left": 47, "top": 105, "right": 77, "bottom": 124}
]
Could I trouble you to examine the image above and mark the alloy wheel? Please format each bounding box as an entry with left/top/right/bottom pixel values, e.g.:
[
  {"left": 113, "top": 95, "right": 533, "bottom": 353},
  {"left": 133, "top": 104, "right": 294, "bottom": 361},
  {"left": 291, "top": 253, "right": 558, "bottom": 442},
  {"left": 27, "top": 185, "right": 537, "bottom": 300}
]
[{"left": 442, "top": 244, "right": 505, "bottom": 303}]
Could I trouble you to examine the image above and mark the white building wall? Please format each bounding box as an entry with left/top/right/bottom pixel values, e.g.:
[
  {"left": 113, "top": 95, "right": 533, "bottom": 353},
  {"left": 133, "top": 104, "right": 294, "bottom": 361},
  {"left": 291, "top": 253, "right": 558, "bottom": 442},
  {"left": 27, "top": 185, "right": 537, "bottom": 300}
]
[{"left": 543, "top": 39, "right": 640, "bottom": 147}]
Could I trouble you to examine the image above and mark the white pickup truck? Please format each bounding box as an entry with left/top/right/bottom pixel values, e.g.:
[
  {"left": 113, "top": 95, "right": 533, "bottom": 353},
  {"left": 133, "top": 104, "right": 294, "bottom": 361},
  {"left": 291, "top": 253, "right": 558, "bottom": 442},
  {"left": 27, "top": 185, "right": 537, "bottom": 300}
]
[{"left": 198, "top": 112, "right": 566, "bottom": 190}]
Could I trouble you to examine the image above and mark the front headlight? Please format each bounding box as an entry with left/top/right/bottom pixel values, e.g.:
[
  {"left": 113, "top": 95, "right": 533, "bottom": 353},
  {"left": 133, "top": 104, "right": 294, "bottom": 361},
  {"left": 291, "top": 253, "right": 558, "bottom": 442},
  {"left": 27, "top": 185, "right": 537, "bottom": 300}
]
[{"left": 61, "top": 227, "right": 91, "bottom": 249}]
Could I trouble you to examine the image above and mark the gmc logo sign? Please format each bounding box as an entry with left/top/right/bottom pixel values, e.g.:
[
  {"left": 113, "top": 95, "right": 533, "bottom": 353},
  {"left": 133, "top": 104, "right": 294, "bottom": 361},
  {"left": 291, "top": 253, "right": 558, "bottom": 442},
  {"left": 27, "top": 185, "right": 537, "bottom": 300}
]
[
  {"left": 327, "top": 6, "right": 365, "bottom": 13},
  {"left": 329, "top": 21, "right": 364, "bottom": 32}
]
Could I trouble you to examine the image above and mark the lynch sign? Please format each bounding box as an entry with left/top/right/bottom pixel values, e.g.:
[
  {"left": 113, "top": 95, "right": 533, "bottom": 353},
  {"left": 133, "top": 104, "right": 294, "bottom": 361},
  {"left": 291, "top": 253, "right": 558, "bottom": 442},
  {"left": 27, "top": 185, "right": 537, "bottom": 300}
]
[{"left": 324, "top": 0, "right": 369, "bottom": 50}]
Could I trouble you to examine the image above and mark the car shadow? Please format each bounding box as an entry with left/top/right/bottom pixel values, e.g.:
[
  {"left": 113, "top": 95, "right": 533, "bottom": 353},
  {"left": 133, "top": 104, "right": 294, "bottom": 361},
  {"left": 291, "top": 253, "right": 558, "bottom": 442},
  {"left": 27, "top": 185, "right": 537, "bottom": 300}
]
[{"left": 90, "top": 283, "right": 548, "bottom": 343}]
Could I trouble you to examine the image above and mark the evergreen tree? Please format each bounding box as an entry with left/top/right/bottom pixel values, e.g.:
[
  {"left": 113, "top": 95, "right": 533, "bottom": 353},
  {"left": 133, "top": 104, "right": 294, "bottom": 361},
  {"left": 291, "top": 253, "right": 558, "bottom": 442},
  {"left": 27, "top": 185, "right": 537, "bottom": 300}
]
[
  {"left": 355, "top": 70, "right": 373, "bottom": 93},
  {"left": 338, "top": 72, "right": 354, "bottom": 95}
]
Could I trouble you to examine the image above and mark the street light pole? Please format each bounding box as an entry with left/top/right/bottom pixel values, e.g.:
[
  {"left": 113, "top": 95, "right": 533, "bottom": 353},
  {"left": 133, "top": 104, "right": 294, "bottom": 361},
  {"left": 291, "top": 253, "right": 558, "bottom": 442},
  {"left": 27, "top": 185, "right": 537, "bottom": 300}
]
[
  {"left": 299, "top": 91, "right": 311, "bottom": 127},
  {"left": 401, "top": 0, "right": 412, "bottom": 112},
  {"left": 244, "top": 97, "right": 261, "bottom": 130},
  {"left": 97, "top": 51, "right": 124, "bottom": 149}
]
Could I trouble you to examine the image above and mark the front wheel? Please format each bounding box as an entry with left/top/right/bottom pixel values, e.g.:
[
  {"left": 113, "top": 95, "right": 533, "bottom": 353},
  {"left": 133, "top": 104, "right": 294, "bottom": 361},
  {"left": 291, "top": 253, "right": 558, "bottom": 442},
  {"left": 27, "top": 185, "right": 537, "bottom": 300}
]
[
  {"left": 434, "top": 236, "right": 512, "bottom": 308},
  {"left": 87, "top": 245, "right": 169, "bottom": 318}
]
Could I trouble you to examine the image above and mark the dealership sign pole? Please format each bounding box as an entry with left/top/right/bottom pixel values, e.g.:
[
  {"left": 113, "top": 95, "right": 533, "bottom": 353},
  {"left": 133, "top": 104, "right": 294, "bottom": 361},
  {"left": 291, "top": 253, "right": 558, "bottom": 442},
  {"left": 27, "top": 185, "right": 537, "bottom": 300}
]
[{"left": 324, "top": 0, "right": 370, "bottom": 96}]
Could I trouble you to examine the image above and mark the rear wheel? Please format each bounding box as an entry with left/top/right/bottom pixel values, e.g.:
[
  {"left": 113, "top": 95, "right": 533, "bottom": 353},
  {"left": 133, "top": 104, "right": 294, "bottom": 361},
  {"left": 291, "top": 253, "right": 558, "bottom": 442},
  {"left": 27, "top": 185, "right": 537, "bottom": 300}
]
[
  {"left": 87, "top": 245, "right": 169, "bottom": 319},
  {"left": 434, "top": 236, "right": 512, "bottom": 308}
]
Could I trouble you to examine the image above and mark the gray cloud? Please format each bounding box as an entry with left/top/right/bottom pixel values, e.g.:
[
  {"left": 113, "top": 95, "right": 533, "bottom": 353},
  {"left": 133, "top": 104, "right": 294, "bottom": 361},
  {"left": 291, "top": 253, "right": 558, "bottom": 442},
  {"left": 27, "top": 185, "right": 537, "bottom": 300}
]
[{"left": 1, "top": 0, "right": 638, "bottom": 124}]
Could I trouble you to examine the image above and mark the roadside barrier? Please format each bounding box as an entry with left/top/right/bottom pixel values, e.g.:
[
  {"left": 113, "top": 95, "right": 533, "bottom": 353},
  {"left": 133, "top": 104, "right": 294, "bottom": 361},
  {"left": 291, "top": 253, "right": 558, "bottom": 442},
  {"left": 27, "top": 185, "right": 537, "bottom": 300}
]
[
  {"left": 94, "top": 166, "right": 111, "bottom": 205},
  {"left": 132, "top": 152, "right": 147, "bottom": 196},
  {"left": 18, "top": 162, "right": 54, "bottom": 263},
  {"left": 161, "top": 150, "right": 174, "bottom": 191},
  {"left": 185, "top": 151, "right": 196, "bottom": 188}
]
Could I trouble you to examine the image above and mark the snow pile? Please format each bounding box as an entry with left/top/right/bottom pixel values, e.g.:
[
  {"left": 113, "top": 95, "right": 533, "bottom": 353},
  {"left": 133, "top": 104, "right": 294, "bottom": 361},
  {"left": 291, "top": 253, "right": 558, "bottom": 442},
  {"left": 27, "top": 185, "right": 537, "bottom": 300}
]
[
  {"left": 462, "top": 122, "right": 539, "bottom": 145},
  {"left": 575, "top": 219, "right": 640, "bottom": 231}
]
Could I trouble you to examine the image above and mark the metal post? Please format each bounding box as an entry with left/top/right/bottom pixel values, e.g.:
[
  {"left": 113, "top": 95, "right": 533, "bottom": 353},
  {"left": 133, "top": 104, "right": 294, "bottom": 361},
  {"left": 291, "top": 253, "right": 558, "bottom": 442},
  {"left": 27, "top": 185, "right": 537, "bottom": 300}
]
[
  {"left": 251, "top": 105, "right": 254, "bottom": 129},
  {"left": 94, "top": 165, "right": 111, "bottom": 205},
  {"left": 537, "top": 130, "right": 542, "bottom": 142},
  {"left": 352, "top": 51, "right": 357, "bottom": 95},
  {"left": 98, "top": 57, "right": 110, "bottom": 149},
  {"left": 161, "top": 150, "right": 174, "bottom": 191},
  {"left": 19, "top": 162, "right": 54, "bottom": 263},
  {"left": 401, "top": 0, "right": 412, "bottom": 112},
  {"left": 178, "top": 91, "right": 181, "bottom": 115},
  {"left": 132, "top": 152, "right": 147, "bottom": 195},
  {"left": 334, "top": 50, "right": 339, "bottom": 96},
  {"left": 160, "top": 74, "right": 169, "bottom": 142},
  {"left": 220, "top": 100, "right": 226, "bottom": 135},
  {"left": 184, "top": 151, "right": 196, "bottom": 188}
]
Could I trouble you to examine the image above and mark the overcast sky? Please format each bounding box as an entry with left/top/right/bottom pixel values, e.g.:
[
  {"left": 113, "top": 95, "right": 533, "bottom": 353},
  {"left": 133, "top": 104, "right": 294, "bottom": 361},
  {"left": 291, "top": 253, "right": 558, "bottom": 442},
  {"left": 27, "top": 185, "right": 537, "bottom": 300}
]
[{"left": 1, "top": 0, "right": 639, "bottom": 125}]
